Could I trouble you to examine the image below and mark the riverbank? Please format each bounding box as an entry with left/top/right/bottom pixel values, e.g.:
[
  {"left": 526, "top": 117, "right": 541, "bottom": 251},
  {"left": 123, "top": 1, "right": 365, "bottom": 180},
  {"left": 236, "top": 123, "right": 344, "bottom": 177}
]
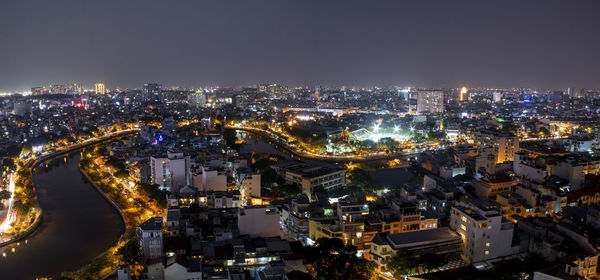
[
  {"left": 0, "top": 130, "right": 135, "bottom": 250},
  {"left": 0, "top": 154, "right": 125, "bottom": 279},
  {"left": 59, "top": 144, "right": 164, "bottom": 279}
]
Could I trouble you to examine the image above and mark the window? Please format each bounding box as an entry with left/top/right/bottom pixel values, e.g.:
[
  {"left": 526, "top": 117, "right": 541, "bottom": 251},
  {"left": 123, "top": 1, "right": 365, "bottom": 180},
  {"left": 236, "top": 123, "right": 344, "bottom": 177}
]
[
  {"left": 460, "top": 224, "right": 466, "bottom": 231},
  {"left": 461, "top": 216, "right": 467, "bottom": 222},
  {"left": 486, "top": 242, "right": 490, "bottom": 247},
  {"left": 485, "top": 250, "right": 489, "bottom": 255}
]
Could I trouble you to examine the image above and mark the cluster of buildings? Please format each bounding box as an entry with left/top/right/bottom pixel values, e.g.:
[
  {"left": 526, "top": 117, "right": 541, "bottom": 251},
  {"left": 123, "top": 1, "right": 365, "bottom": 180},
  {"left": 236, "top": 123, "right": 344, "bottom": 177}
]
[{"left": 3, "top": 82, "right": 600, "bottom": 279}]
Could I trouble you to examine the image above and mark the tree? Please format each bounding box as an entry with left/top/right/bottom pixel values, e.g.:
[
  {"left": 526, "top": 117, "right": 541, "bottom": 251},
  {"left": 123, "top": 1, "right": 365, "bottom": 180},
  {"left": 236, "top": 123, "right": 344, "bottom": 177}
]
[
  {"left": 0, "top": 190, "right": 12, "bottom": 200},
  {"left": 117, "top": 239, "right": 141, "bottom": 264},
  {"left": 303, "top": 238, "right": 376, "bottom": 280},
  {"left": 387, "top": 250, "right": 415, "bottom": 277},
  {"left": 2, "top": 158, "right": 16, "bottom": 171},
  {"left": 347, "top": 168, "right": 375, "bottom": 190},
  {"left": 13, "top": 200, "right": 32, "bottom": 216},
  {"left": 387, "top": 250, "right": 446, "bottom": 278},
  {"left": 223, "top": 129, "right": 238, "bottom": 148}
]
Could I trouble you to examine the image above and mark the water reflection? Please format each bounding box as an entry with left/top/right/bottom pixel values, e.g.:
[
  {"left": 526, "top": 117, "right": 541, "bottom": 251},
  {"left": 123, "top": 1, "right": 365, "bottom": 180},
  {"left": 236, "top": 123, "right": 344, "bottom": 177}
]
[{"left": 0, "top": 153, "right": 125, "bottom": 279}]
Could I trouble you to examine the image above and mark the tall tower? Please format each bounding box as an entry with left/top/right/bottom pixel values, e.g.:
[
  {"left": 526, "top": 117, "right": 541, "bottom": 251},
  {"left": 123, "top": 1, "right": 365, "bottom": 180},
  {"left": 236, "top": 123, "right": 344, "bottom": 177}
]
[
  {"left": 459, "top": 87, "right": 470, "bottom": 101},
  {"left": 95, "top": 83, "right": 105, "bottom": 95}
]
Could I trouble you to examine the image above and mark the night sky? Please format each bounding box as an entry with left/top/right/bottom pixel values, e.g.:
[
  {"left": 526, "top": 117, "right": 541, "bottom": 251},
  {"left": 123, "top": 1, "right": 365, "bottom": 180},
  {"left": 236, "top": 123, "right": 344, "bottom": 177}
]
[{"left": 1, "top": 0, "right": 599, "bottom": 91}]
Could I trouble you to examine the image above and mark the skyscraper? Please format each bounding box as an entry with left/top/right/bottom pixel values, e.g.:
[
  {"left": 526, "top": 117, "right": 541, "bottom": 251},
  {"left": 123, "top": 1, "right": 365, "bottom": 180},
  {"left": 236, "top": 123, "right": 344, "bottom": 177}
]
[
  {"left": 187, "top": 90, "right": 207, "bottom": 108},
  {"left": 94, "top": 83, "right": 105, "bottom": 95},
  {"left": 143, "top": 83, "right": 162, "bottom": 101},
  {"left": 493, "top": 92, "right": 502, "bottom": 103},
  {"left": 416, "top": 90, "right": 444, "bottom": 114},
  {"left": 459, "top": 87, "right": 470, "bottom": 101}
]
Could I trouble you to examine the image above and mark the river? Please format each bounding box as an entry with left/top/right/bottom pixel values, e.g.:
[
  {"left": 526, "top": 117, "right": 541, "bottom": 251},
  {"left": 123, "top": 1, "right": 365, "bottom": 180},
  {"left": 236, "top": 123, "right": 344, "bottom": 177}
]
[{"left": 0, "top": 152, "right": 125, "bottom": 279}]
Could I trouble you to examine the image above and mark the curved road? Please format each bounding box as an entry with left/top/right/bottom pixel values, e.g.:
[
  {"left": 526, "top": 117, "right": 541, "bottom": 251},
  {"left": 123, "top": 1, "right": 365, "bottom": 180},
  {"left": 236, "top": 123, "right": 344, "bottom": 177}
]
[
  {"left": 0, "top": 130, "right": 135, "bottom": 279},
  {"left": 227, "top": 125, "right": 432, "bottom": 162}
]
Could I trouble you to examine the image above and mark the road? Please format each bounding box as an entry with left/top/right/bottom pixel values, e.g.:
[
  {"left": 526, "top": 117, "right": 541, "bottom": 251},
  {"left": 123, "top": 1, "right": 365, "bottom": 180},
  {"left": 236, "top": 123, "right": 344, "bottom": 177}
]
[
  {"left": 227, "top": 124, "right": 442, "bottom": 162},
  {"left": 0, "top": 129, "right": 136, "bottom": 241},
  {"left": 0, "top": 175, "right": 16, "bottom": 233}
]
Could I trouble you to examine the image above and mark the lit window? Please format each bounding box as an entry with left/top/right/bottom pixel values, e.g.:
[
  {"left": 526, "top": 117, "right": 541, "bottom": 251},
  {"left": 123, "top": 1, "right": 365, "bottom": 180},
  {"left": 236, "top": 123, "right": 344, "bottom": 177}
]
[
  {"left": 486, "top": 242, "right": 490, "bottom": 247},
  {"left": 485, "top": 250, "right": 489, "bottom": 255},
  {"left": 460, "top": 224, "right": 466, "bottom": 231},
  {"left": 461, "top": 216, "right": 467, "bottom": 222}
]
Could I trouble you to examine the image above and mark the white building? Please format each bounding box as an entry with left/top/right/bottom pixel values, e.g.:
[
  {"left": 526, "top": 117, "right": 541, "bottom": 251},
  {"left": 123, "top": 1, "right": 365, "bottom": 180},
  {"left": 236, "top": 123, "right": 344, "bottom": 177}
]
[
  {"left": 137, "top": 217, "right": 164, "bottom": 261},
  {"left": 273, "top": 162, "right": 346, "bottom": 200},
  {"left": 513, "top": 152, "right": 547, "bottom": 183},
  {"left": 200, "top": 167, "right": 228, "bottom": 191},
  {"left": 416, "top": 90, "right": 444, "bottom": 114},
  {"left": 237, "top": 169, "right": 261, "bottom": 201},
  {"left": 150, "top": 152, "right": 191, "bottom": 193},
  {"left": 493, "top": 91, "right": 502, "bottom": 103},
  {"left": 474, "top": 129, "right": 519, "bottom": 164},
  {"left": 449, "top": 202, "right": 521, "bottom": 263},
  {"left": 238, "top": 206, "right": 282, "bottom": 237}
]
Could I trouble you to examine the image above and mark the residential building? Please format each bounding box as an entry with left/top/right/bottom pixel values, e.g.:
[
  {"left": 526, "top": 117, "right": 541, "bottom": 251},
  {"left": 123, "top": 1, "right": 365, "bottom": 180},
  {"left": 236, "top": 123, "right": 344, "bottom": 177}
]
[
  {"left": 475, "top": 173, "right": 517, "bottom": 200},
  {"left": 238, "top": 206, "right": 282, "bottom": 237},
  {"left": 138, "top": 217, "right": 164, "bottom": 261},
  {"left": 416, "top": 90, "right": 444, "bottom": 114},
  {"left": 369, "top": 227, "right": 463, "bottom": 274},
  {"left": 474, "top": 129, "right": 519, "bottom": 164},
  {"left": 273, "top": 161, "right": 346, "bottom": 199},
  {"left": 150, "top": 152, "right": 191, "bottom": 193},
  {"left": 449, "top": 202, "right": 521, "bottom": 263}
]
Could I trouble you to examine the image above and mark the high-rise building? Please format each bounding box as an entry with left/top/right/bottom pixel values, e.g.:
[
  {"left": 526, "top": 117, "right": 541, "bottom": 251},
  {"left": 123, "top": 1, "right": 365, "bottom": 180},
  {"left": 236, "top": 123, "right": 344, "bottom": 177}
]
[
  {"left": 552, "top": 91, "right": 564, "bottom": 104},
  {"left": 267, "top": 84, "right": 288, "bottom": 98},
  {"left": 459, "top": 87, "right": 470, "bottom": 101},
  {"left": 31, "top": 87, "right": 46, "bottom": 95},
  {"left": 493, "top": 92, "right": 502, "bottom": 103},
  {"left": 187, "top": 90, "right": 207, "bottom": 108},
  {"left": 143, "top": 83, "right": 162, "bottom": 101},
  {"left": 568, "top": 87, "right": 581, "bottom": 99},
  {"left": 416, "top": 90, "right": 444, "bottom": 114},
  {"left": 94, "top": 83, "right": 105, "bottom": 95},
  {"left": 474, "top": 129, "right": 519, "bottom": 164},
  {"left": 50, "top": 84, "right": 67, "bottom": 94},
  {"left": 257, "top": 84, "right": 268, "bottom": 93}
]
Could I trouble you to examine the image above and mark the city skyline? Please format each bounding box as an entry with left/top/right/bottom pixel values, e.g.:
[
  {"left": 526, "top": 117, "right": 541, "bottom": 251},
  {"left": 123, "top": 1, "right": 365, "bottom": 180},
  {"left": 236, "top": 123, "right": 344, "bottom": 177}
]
[{"left": 2, "top": 0, "right": 600, "bottom": 91}]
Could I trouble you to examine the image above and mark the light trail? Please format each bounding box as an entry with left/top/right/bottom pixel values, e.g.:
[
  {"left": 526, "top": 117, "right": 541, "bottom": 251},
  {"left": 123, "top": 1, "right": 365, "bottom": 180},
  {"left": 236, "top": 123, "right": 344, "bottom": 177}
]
[{"left": 0, "top": 174, "right": 17, "bottom": 232}]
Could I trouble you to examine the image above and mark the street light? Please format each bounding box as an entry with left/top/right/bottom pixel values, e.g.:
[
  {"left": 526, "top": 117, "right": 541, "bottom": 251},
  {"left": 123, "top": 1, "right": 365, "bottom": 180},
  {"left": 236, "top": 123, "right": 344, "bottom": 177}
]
[{"left": 373, "top": 123, "right": 380, "bottom": 132}]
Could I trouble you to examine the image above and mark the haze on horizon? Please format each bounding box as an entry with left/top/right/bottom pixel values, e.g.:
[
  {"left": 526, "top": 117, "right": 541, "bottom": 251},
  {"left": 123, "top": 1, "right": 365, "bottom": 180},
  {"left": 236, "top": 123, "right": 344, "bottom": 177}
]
[{"left": 1, "top": 0, "right": 599, "bottom": 91}]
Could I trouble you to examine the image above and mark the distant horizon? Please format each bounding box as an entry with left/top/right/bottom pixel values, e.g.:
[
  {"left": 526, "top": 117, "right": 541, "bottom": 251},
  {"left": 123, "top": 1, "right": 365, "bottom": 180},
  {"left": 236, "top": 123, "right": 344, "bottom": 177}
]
[
  {"left": 1, "top": 0, "right": 600, "bottom": 92},
  {"left": 2, "top": 82, "right": 599, "bottom": 94}
]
